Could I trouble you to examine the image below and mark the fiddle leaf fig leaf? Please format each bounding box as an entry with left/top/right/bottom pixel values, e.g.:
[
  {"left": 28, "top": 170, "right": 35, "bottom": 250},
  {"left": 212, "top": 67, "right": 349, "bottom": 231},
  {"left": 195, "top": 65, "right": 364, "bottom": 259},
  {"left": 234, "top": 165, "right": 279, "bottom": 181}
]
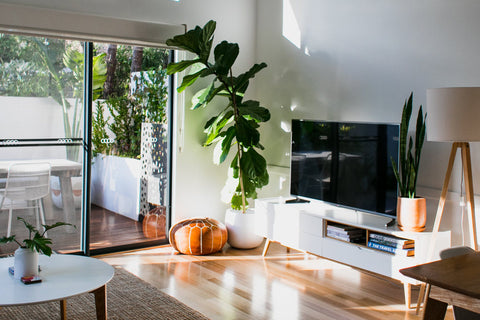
[
  {"left": 203, "top": 110, "right": 234, "bottom": 146},
  {"left": 192, "top": 82, "right": 216, "bottom": 109},
  {"left": 177, "top": 68, "right": 205, "bottom": 92},
  {"left": 214, "top": 41, "right": 239, "bottom": 76},
  {"left": 234, "top": 63, "right": 267, "bottom": 91},
  {"left": 236, "top": 117, "right": 260, "bottom": 148},
  {"left": 240, "top": 148, "right": 269, "bottom": 188},
  {"left": 238, "top": 100, "right": 271, "bottom": 122},
  {"left": 166, "top": 20, "right": 216, "bottom": 62},
  {"left": 230, "top": 154, "right": 239, "bottom": 178},
  {"left": 219, "top": 126, "right": 236, "bottom": 164},
  {"left": 230, "top": 193, "right": 244, "bottom": 210},
  {"left": 167, "top": 59, "right": 201, "bottom": 75}
]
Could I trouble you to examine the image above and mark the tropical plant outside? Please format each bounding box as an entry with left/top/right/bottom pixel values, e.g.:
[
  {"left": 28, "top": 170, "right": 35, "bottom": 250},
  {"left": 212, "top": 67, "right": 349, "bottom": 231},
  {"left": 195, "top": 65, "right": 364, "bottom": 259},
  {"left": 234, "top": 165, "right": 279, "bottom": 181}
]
[
  {"left": 166, "top": 20, "right": 270, "bottom": 212},
  {"left": 91, "top": 51, "right": 169, "bottom": 158}
]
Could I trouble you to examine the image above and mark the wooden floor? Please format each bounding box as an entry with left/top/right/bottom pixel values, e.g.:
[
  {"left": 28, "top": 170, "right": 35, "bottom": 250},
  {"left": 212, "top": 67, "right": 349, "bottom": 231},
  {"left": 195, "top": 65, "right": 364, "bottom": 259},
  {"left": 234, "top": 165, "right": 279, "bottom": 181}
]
[{"left": 98, "top": 242, "right": 454, "bottom": 320}]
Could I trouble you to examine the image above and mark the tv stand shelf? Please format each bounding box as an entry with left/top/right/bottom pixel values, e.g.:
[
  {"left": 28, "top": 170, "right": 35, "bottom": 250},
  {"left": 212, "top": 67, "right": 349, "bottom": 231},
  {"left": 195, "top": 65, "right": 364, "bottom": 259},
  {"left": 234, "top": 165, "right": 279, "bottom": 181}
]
[
  {"left": 255, "top": 197, "right": 451, "bottom": 309},
  {"left": 324, "top": 220, "right": 415, "bottom": 257}
]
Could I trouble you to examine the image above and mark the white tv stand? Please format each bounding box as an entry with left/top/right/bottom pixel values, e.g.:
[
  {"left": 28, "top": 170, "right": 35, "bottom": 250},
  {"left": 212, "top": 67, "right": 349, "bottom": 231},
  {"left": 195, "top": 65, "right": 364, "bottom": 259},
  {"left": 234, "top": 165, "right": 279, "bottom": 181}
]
[{"left": 255, "top": 197, "right": 451, "bottom": 309}]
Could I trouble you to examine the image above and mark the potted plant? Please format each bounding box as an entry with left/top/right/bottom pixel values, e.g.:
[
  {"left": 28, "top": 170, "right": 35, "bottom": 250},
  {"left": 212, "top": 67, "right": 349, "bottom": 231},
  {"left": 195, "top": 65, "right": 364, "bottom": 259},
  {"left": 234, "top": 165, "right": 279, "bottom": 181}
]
[
  {"left": 166, "top": 20, "right": 270, "bottom": 248},
  {"left": 0, "top": 217, "right": 74, "bottom": 279},
  {"left": 391, "top": 92, "right": 427, "bottom": 231}
]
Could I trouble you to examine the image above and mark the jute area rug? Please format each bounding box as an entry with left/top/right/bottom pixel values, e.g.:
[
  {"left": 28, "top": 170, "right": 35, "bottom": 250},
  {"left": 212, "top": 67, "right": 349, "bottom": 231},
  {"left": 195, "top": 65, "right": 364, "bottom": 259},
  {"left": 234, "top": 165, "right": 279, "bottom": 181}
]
[{"left": 0, "top": 267, "right": 209, "bottom": 320}]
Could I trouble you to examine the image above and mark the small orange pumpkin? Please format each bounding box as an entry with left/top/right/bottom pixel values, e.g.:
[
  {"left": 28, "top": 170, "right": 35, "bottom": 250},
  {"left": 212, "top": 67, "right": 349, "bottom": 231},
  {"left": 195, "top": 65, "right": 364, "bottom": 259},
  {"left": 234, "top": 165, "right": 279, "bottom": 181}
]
[{"left": 169, "top": 217, "right": 228, "bottom": 255}]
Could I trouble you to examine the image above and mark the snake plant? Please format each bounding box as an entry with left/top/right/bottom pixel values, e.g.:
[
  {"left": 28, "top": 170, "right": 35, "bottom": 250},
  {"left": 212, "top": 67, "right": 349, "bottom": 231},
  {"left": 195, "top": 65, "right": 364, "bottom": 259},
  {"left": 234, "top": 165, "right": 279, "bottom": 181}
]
[{"left": 392, "top": 92, "right": 427, "bottom": 198}]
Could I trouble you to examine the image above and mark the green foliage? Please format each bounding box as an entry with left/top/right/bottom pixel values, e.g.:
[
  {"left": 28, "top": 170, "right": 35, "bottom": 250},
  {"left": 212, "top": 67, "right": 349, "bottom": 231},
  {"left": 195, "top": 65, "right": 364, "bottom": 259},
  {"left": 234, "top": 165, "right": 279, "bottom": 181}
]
[
  {"left": 92, "top": 67, "right": 168, "bottom": 158},
  {"left": 391, "top": 92, "right": 427, "bottom": 198},
  {"left": 166, "top": 20, "right": 270, "bottom": 212},
  {"left": 0, "top": 217, "right": 74, "bottom": 256},
  {"left": 0, "top": 60, "right": 49, "bottom": 96},
  {"left": 132, "top": 68, "right": 168, "bottom": 124},
  {"left": 92, "top": 101, "right": 112, "bottom": 156},
  {"left": 105, "top": 96, "right": 143, "bottom": 158}
]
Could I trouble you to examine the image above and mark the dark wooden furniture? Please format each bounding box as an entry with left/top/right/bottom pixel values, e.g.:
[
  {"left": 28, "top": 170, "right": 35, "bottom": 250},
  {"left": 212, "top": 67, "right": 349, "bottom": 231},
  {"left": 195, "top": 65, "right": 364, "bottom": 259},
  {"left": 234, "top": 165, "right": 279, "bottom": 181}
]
[{"left": 400, "top": 252, "right": 480, "bottom": 319}]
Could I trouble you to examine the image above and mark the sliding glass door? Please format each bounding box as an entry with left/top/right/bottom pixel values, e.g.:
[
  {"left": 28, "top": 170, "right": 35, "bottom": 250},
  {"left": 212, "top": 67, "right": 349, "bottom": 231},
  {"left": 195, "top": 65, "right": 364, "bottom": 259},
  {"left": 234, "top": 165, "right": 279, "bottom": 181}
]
[
  {"left": 0, "top": 35, "right": 85, "bottom": 255},
  {"left": 0, "top": 33, "right": 172, "bottom": 256},
  {"left": 88, "top": 43, "right": 172, "bottom": 253}
]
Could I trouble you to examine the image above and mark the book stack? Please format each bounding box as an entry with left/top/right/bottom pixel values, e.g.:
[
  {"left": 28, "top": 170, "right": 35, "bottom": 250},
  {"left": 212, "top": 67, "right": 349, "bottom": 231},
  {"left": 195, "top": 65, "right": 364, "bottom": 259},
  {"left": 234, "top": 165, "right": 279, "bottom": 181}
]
[
  {"left": 367, "top": 233, "right": 415, "bottom": 256},
  {"left": 326, "top": 223, "right": 366, "bottom": 243}
]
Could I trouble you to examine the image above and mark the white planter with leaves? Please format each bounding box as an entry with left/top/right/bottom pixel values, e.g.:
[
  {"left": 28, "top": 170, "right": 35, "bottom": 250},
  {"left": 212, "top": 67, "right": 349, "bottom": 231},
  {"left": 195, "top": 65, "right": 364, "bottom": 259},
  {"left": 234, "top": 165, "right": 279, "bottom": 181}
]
[
  {"left": 225, "top": 209, "right": 263, "bottom": 249},
  {"left": 13, "top": 247, "right": 39, "bottom": 279}
]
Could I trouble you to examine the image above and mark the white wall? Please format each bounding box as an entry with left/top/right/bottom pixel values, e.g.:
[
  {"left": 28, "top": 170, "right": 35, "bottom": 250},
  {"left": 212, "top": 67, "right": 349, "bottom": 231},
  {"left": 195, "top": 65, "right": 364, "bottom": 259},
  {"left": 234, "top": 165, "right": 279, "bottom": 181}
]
[
  {"left": 0, "top": 0, "right": 257, "bottom": 223},
  {"left": 255, "top": 0, "right": 480, "bottom": 245},
  {"left": 0, "top": 97, "right": 73, "bottom": 160}
]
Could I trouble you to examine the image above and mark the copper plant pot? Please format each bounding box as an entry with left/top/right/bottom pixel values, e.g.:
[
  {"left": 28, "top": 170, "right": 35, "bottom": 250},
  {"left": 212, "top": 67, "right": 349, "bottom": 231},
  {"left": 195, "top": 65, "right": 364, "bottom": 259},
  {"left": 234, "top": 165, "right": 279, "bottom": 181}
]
[{"left": 397, "top": 197, "right": 427, "bottom": 232}]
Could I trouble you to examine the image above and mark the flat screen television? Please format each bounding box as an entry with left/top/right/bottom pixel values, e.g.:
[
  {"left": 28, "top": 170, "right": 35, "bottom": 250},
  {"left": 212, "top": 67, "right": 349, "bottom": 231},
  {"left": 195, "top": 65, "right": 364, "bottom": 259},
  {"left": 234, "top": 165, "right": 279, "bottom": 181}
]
[{"left": 290, "top": 119, "right": 399, "bottom": 218}]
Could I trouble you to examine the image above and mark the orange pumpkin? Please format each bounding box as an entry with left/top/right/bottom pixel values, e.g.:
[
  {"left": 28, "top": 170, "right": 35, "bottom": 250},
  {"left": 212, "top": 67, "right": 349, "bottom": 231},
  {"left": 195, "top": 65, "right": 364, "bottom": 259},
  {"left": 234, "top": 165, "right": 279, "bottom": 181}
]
[
  {"left": 169, "top": 217, "right": 228, "bottom": 255},
  {"left": 143, "top": 206, "right": 167, "bottom": 239}
]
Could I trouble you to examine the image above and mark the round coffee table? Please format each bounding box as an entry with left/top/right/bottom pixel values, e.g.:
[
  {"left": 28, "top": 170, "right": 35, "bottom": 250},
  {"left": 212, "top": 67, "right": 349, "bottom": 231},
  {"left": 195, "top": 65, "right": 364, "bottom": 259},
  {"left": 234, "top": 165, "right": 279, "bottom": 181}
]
[{"left": 0, "top": 254, "right": 114, "bottom": 319}]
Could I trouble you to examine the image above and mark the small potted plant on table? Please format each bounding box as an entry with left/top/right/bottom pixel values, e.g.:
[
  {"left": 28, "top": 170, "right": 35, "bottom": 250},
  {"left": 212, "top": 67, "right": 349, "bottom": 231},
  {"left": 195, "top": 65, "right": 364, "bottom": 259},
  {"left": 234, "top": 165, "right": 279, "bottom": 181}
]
[{"left": 0, "top": 217, "right": 74, "bottom": 279}]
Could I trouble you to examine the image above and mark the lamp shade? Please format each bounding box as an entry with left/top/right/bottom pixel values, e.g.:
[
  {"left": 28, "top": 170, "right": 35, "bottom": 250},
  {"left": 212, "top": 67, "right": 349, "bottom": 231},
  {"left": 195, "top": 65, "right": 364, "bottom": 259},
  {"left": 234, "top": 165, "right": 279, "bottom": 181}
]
[{"left": 427, "top": 87, "right": 480, "bottom": 142}]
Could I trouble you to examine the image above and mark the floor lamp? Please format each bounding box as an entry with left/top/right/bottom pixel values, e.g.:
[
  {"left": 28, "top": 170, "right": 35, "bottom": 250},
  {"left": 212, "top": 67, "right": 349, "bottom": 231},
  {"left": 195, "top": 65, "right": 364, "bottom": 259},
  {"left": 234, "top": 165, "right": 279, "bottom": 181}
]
[{"left": 416, "top": 87, "right": 480, "bottom": 313}]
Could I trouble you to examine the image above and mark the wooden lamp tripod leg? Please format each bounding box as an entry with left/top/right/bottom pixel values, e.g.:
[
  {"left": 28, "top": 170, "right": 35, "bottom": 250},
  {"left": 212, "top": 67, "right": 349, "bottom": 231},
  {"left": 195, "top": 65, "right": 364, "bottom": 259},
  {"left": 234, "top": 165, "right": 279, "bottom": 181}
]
[
  {"left": 416, "top": 143, "right": 458, "bottom": 314},
  {"left": 416, "top": 142, "right": 479, "bottom": 314},
  {"left": 461, "top": 142, "right": 478, "bottom": 250}
]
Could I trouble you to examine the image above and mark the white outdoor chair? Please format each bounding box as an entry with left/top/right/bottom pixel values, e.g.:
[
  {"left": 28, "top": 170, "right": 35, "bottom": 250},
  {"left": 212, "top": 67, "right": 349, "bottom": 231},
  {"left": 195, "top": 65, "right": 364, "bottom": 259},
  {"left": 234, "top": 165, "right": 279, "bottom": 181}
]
[{"left": 0, "top": 162, "right": 51, "bottom": 237}]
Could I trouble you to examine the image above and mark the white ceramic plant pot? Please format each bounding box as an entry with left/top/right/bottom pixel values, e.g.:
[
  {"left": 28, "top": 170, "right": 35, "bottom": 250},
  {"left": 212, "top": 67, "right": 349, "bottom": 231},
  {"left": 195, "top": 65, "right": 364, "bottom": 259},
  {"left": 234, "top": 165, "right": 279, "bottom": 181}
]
[
  {"left": 225, "top": 208, "right": 263, "bottom": 249},
  {"left": 13, "top": 247, "right": 39, "bottom": 279}
]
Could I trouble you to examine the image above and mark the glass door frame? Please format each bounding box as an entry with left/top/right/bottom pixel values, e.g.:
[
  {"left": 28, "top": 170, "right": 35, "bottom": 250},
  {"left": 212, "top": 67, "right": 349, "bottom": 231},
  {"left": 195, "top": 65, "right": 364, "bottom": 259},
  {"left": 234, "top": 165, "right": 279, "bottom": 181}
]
[{"left": 81, "top": 44, "right": 174, "bottom": 256}]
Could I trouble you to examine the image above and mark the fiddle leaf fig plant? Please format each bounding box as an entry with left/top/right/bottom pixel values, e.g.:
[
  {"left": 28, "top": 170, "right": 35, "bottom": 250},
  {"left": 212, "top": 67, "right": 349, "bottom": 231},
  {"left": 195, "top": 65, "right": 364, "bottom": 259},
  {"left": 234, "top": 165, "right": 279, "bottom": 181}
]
[
  {"left": 0, "top": 217, "right": 75, "bottom": 256},
  {"left": 391, "top": 92, "right": 427, "bottom": 198},
  {"left": 166, "top": 20, "right": 270, "bottom": 213}
]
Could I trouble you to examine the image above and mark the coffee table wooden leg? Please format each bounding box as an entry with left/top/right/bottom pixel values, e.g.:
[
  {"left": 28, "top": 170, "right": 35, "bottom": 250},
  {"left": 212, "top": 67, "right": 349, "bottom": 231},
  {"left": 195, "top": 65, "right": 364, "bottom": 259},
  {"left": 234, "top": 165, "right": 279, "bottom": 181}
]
[
  {"left": 422, "top": 285, "right": 448, "bottom": 320},
  {"left": 60, "top": 299, "right": 67, "bottom": 320},
  {"left": 92, "top": 285, "right": 107, "bottom": 320}
]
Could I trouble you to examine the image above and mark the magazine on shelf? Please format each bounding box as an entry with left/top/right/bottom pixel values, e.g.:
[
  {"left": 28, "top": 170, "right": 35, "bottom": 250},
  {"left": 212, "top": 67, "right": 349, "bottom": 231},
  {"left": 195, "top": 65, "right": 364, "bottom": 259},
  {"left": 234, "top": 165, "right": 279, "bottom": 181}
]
[
  {"left": 367, "top": 241, "right": 414, "bottom": 256},
  {"left": 369, "top": 233, "right": 414, "bottom": 248},
  {"left": 326, "top": 223, "right": 364, "bottom": 235},
  {"left": 327, "top": 230, "right": 365, "bottom": 243}
]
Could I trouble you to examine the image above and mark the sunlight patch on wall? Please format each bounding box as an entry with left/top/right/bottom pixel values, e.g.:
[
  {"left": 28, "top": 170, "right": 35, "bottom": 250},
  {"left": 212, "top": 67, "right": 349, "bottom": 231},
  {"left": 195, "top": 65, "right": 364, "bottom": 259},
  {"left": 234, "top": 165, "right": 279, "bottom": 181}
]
[
  {"left": 280, "top": 120, "right": 291, "bottom": 133},
  {"left": 282, "top": 0, "right": 301, "bottom": 49}
]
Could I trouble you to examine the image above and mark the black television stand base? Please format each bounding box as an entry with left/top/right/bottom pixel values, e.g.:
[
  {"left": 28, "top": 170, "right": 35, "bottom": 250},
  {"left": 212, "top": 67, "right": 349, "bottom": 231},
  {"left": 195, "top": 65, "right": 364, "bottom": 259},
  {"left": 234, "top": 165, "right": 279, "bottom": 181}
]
[{"left": 285, "top": 197, "right": 310, "bottom": 204}]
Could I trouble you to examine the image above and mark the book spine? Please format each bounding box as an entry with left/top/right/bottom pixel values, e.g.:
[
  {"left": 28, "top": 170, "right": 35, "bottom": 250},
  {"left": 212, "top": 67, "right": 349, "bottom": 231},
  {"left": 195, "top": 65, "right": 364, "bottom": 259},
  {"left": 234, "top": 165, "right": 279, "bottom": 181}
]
[
  {"left": 327, "top": 229, "right": 363, "bottom": 239},
  {"left": 368, "top": 238, "right": 403, "bottom": 248},
  {"left": 367, "top": 241, "right": 414, "bottom": 256},
  {"left": 369, "top": 233, "right": 413, "bottom": 245},
  {"left": 367, "top": 241, "right": 396, "bottom": 253},
  {"left": 327, "top": 225, "right": 363, "bottom": 235}
]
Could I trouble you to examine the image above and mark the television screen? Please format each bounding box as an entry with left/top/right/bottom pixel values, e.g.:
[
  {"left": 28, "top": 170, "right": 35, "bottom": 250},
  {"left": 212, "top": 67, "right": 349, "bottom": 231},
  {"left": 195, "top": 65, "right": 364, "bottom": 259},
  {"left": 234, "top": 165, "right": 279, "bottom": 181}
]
[{"left": 290, "top": 120, "right": 399, "bottom": 218}]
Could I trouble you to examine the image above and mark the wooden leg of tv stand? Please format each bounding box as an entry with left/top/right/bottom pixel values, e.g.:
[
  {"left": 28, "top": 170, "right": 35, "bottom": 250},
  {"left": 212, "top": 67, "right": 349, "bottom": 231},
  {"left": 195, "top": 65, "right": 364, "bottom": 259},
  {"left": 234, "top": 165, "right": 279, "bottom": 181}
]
[{"left": 262, "top": 239, "right": 272, "bottom": 256}]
